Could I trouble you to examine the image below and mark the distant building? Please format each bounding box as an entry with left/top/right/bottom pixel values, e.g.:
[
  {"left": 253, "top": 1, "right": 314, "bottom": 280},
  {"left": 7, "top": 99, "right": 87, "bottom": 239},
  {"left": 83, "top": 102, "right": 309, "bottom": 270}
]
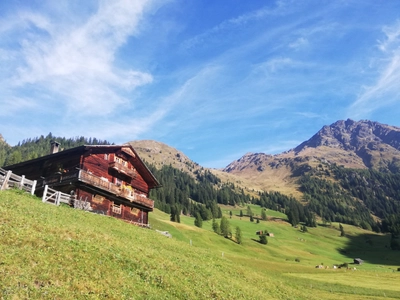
[
  {"left": 354, "top": 258, "right": 363, "bottom": 265},
  {"left": 5, "top": 144, "right": 160, "bottom": 226}
]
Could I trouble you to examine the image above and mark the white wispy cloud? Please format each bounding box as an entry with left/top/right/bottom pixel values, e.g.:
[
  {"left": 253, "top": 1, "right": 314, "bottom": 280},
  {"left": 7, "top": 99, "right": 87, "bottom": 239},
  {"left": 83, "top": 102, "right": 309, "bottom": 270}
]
[
  {"left": 181, "top": 1, "right": 294, "bottom": 51},
  {"left": 289, "top": 37, "right": 308, "bottom": 50},
  {"left": 1, "top": 0, "right": 155, "bottom": 117},
  {"left": 349, "top": 21, "right": 400, "bottom": 117},
  {"left": 0, "top": 96, "right": 36, "bottom": 117}
]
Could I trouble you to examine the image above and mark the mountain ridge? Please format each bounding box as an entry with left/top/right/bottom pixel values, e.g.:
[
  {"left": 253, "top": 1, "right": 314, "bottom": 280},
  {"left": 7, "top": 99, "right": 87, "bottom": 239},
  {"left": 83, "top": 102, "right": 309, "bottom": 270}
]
[{"left": 222, "top": 119, "right": 400, "bottom": 193}]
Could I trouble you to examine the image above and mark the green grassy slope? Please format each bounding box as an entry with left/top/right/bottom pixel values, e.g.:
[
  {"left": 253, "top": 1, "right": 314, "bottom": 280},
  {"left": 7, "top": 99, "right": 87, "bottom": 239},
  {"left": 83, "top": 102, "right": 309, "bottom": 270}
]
[{"left": 1, "top": 190, "right": 399, "bottom": 299}]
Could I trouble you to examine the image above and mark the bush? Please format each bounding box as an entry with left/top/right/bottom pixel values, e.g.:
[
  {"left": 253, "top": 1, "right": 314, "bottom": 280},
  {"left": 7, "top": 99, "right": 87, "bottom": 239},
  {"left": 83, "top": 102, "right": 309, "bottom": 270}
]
[
  {"left": 295, "top": 258, "right": 300, "bottom": 263},
  {"left": 339, "top": 263, "right": 348, "bottom": 269},
  {"left": 259, "top": 235, "right": 268, "bottom": 245}
]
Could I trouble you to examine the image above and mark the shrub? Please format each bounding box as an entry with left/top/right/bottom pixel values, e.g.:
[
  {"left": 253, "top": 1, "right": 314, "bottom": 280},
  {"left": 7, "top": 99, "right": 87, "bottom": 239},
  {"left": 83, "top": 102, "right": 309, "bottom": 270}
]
[
  {"left": 339, "top": 263, "right": 348, "bottom": 269},
  {"left": 259, "top": 235, "right": 268, "bottom": 245}
]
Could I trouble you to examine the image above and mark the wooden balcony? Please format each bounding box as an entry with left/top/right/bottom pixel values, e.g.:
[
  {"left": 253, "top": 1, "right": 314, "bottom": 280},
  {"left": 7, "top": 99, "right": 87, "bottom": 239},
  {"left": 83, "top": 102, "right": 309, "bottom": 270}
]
[
  {"left": 43, "top": 169, "right": 154, "bottom": 209},
  {"left": 109, "top": 161, "right": 136, "bottom": 178},
  {"left": 78, "top": 170, "right": 153, "bottom": 209}
]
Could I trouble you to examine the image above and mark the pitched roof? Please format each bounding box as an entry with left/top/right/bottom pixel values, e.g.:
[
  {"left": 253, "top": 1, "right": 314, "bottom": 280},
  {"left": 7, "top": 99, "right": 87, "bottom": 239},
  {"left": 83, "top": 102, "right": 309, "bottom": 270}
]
[{"left": 5, "top": 144, "right": 160, "bottom": 189}]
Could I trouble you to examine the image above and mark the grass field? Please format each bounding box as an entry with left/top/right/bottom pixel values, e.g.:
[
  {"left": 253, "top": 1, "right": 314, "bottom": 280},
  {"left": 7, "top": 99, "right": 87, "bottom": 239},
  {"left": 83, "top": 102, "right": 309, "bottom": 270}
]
[{"left": 1, "top": 189, "right": 399, "bottom": 299}]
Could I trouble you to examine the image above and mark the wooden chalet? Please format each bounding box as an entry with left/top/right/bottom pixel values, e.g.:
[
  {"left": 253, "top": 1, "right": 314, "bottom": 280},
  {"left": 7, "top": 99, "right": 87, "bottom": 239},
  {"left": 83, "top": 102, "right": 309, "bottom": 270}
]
[{"left": 5, "top": 143, "right": 160, "bottom": 226}]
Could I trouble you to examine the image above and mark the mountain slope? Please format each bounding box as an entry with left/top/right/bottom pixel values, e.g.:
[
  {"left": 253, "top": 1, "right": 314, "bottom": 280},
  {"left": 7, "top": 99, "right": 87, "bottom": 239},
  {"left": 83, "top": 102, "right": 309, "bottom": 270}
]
[
  {"left": 128, "top": 140, "right": 257, "bottom": 194},
  {"left": 223, "top": 119, "right": 400, "bottom": 194},
  {"left": 128, "top": 140, "right": 201, "bottom": 175},
  {"left": 294, "top": 119, "right": 400, "bottom": 170}
]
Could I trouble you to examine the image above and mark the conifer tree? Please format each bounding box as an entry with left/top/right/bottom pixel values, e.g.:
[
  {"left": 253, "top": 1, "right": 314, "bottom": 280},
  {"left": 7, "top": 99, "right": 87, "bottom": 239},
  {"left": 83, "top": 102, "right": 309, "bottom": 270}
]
[
  {"left": 194, "top": 213, "right": 203, "bottom": 228},
  {"left": 220, "top": 216, "right": 230, "bottom": 238},
  {"left": 212, "top": 218, "right": 220, "bottom": 234},
  {"left": 235, "top": 226, "right": 242, "bottom": 244},
  {"left": 261, "top": 208, "right": 267, "bottom": 221},
  {"left": 339, "top": 223, "right": 345, "bottom": 236},
  {"left": 247, "top": 205, "right": 253, "bottom": 217}
]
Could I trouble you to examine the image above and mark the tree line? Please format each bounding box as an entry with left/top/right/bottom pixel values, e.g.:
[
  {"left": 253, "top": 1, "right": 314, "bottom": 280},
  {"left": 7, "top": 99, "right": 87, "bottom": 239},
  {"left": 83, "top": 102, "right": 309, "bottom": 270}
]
[
  {"left": 0, "top": 133, "right": 110, "bottom": 167},
  {"left": 148, "top": 164, "right": 253, "bottom": 221}
]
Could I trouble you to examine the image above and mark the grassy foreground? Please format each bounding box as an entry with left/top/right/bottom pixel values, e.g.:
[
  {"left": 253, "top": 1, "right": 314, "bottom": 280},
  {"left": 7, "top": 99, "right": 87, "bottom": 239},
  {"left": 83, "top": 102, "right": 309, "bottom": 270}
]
[{"left": 1, "top": 190, "right": 399, "bottom": 299}]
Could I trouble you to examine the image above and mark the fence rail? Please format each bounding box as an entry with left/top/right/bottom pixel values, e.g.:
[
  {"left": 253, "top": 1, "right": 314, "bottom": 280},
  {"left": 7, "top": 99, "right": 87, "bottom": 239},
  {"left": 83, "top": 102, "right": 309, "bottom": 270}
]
[
  {"left": 42, "top": 185, "right": 75, "bottom": 206},
  {"left": 0, "top": 168, "right": 37, "bottom": 195}
]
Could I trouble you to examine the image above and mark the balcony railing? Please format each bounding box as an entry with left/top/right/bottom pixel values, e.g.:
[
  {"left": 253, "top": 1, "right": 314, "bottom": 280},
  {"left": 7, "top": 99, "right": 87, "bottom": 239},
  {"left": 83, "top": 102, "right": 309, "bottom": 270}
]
[
  {"left": 79, "top": 170, "right": 154, "bottom": 209},
  {"left": 109, "top": 161, "right": 136, "bottom": 178},
  {"left": 42, "top": 169, "right": 154, "bottom": 209}
]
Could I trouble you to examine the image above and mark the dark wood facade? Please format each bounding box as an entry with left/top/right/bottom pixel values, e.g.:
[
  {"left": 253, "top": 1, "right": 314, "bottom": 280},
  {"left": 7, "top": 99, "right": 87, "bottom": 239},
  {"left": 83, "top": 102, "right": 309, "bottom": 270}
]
[{"left": 5, "top": 145, "right": 160, "bottom": 225}]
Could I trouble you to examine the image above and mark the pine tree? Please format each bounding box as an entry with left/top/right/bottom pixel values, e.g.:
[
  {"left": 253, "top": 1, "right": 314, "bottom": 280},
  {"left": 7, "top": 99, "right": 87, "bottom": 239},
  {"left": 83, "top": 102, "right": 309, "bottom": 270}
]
[
  {"left": 339, "top": 223, "right": 345, "bottom": 236},
  {"left": 194, "top": 213, "right": 203, "bottom": 228},
  {"left": 212, "top": 218, "right": 220, "bottom": 234},
  {"left": 261, "top": 208, "right": 267, "bottom": 221},
  {"left": 220, "top": 216, "right": 230, "bottom": 238},
  {"left": 247, "top": 205, "right": 253, "bottom": 217},
  {"left": 235, "top": 226, "right": 242, "bottom": 244}
]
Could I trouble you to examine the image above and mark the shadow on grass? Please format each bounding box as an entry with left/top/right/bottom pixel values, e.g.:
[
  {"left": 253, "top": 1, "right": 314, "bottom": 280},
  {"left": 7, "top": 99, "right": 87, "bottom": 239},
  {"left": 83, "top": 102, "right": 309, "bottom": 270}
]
[
  {"left": 251, "top": 238, "right": 268, "bottom": 245},
  {"left": 317, "top": 223, "right": 332, "bottom": 227},
  {"left": 339, "top": 232, "right": 400, "bottom": 267}
]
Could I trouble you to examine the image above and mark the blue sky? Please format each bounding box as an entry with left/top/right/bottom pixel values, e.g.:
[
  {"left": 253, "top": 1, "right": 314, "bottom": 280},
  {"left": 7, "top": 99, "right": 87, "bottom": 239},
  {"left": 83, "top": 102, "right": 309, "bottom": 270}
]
[{"left": 1, "top": 0, "right": 400, "bottom": 168}]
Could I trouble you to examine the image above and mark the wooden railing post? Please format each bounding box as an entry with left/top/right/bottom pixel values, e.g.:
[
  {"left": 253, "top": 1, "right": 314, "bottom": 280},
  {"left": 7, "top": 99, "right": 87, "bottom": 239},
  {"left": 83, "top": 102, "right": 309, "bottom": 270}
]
[
  {"left": 42, "top": 185, "right": 48, "bottom": 202},
  {"left": 1, "top": 171, "right": 12, "bottom": 191},
  {"left": 31, "top": 180, "right": 37, "bottom": 195},
  {"left": 56, "top": 191, "right": 61, "bottom": 206},
  {"left": 19, "top": 175, "right": 25, "bottom": 190}
]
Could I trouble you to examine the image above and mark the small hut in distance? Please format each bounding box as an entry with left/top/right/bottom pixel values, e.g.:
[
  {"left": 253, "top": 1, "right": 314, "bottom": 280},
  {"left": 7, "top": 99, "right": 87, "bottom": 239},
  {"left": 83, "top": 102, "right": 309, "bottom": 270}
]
[{"left": 354, "top": 258, "right": 363, "bottom": 265}]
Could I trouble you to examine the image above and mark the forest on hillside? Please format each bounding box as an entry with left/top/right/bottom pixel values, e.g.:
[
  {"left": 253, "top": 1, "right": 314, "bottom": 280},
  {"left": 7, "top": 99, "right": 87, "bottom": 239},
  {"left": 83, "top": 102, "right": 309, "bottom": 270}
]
[
  {"left": 0, "top": 133, "right": 110, "bottom": 167},
  {"left": 147, "top": 163, "right": 317, "bottom": 228},
  {"left": 298, "top": 163, "right": 400, "bottom": 246}
]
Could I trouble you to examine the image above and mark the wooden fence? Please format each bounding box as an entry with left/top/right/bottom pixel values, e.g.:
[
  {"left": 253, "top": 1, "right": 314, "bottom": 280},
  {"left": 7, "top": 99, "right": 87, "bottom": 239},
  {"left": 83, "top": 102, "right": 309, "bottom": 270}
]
[
  {"left": 0, "top": 167, "right": 37, "bottom": 195},
  {"left": 42, "top": 185, "right": 75, "bottom": 206}
]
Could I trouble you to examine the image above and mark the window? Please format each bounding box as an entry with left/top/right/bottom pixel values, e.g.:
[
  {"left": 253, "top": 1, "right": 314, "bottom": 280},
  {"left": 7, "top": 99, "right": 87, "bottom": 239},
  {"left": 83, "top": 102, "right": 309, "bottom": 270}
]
[
  {"left": 104, "top": 153, "right": 109, "bottom": 160},
  {"left": 115, "top": 178, "right": 122, "bottom": 187},
  {"left": 115, "top": 156, "right": 128, "bottom": 167},
  {"left": 112, "top": 204, "right": 121, "bottom": 214}
]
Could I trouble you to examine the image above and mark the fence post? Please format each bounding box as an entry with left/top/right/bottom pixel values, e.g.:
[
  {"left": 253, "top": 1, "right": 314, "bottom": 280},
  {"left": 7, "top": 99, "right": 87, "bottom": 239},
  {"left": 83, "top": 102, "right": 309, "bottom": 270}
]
[
  {"left": 42, "top": 185, "right": 48, "bottom": 202},
  {"left": 1, "top": 171, "right": 12, "bottom": 191},
  {"left": 19, "top": 175, "right": 25, "bottom": 190},
  {"left": 31, "top": 180, "right": 37, "bottom": 195},
  {"left": 56, "top": 192, "right": 61, "bottom": 206}
]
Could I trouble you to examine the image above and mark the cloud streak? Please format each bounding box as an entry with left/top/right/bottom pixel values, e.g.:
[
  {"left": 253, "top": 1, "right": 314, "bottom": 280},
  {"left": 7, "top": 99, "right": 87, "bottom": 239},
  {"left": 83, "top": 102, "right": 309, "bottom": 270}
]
[
  {"left": 349, "top": 21, "right": 400, "bottom": 117},
  {"left": 2, "top": 0, "right": 155, "bottom": 117}
]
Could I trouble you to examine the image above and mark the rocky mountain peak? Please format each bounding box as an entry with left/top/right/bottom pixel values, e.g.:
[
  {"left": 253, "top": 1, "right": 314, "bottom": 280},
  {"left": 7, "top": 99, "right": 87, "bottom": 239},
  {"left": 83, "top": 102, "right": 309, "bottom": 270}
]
[
  {"left": 222, "top": 119, "right": 400, "bottom": 194},
  {"left": 294, "top": 119, "right": 400, "bottom": 153}
]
